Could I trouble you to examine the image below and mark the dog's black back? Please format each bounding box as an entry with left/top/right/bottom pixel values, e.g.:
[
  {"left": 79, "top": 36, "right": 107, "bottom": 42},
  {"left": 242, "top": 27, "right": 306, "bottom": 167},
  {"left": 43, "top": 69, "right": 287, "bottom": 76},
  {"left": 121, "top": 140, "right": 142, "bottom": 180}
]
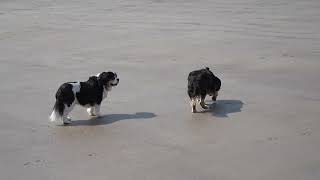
[
  {"left": 55, "top": 77, "right": 103, "bottom": 107},
  {"left": 76, "top": 76, "right": 103, "bottom": 106},
  {"left": 188, "top": 67, "right": 221, "bottom": 99}
]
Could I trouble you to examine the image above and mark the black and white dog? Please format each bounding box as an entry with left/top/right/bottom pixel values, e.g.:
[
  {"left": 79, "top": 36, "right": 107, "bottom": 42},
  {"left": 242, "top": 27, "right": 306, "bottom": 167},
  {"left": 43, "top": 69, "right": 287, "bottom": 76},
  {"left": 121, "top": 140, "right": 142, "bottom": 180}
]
[
  {"left": 50, "top": 72, "right": 119, "bottom": 124},
  {"left": 188, "top": 67, "right": 221, "bottom": 113}
]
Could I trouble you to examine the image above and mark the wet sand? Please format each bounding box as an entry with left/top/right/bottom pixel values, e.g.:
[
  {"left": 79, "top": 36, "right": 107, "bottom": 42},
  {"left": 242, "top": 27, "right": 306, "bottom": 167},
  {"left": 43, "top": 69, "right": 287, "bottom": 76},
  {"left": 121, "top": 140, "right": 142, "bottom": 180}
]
[{"left": 1, "top": 0, "right": 320, "bottom": 179}]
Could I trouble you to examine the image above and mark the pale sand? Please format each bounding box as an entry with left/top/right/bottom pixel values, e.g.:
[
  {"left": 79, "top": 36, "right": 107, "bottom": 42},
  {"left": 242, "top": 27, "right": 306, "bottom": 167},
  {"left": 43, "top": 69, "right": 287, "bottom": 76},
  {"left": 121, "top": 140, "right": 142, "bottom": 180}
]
[{"left": 0, "top": 0, "right": 320, "bottom": 179}]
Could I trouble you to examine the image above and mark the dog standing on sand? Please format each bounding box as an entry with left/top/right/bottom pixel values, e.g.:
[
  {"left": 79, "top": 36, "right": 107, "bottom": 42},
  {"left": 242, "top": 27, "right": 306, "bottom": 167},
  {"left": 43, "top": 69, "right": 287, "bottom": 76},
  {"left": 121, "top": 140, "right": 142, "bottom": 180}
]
[
  {"left": 49, "top": 71, "right": 119, "bottom": 125},
  {"left": 187, "top": 67, "right": 221, "bottom": 113}
]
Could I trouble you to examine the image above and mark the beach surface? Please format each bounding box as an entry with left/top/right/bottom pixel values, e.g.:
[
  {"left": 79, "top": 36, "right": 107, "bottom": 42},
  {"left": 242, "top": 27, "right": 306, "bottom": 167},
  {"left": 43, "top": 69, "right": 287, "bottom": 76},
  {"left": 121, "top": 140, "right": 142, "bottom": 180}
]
[{"left": 0, "top": 0, "right": 320, "bottom": 179}]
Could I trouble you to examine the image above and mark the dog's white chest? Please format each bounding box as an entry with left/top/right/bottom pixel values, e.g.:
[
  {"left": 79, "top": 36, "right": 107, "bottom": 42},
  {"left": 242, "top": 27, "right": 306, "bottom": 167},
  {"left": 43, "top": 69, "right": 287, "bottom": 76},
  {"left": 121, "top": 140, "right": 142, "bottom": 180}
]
[{"left": 102, "top": 89, "right": 108, "bottom": 100}]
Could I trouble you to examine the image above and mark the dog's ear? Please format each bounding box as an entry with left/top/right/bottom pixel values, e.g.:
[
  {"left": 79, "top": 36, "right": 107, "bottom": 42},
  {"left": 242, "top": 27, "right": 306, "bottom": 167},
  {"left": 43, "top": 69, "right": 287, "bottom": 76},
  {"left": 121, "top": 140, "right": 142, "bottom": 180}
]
[
  {"left": 205, "top": 67, "right": 210, "bottom": 71},
  {"left": 98, "top": 72, "right": 109, "bottom": 84},
  {"left": 98, "top": 72, "right": 105, "bottom": 78}
]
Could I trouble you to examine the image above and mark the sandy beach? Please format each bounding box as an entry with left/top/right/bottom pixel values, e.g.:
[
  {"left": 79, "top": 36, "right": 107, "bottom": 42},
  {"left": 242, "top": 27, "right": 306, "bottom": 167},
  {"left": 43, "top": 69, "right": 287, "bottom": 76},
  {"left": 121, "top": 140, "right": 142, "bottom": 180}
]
[{"left": 0, "top": 0, "right": 320, "bottom": 179}]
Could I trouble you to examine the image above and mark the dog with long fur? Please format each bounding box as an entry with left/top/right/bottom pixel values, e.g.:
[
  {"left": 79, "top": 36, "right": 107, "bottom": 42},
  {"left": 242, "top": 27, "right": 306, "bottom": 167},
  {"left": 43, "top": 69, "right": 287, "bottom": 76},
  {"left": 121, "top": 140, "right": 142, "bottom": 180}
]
[
  {"left": 188, "top": 67, "right": 221, "bottom": 113},
  {"left": 50, "top": 72, "right": 119, "bottom": 124}
]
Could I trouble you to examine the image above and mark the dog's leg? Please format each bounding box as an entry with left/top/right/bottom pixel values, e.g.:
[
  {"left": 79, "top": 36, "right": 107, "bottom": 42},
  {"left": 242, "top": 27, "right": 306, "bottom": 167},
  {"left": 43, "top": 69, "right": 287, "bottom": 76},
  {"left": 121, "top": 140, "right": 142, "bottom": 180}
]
[
  {"left": 87, "top": 105, "right": 101, "bottom": 117},
  {"left": 200, "top": 95, "right": 209, "bottom": 109},
  {"left": 94, "top": 104, "right": 101, "bottom": 117},
  {"left": 87, "top": 107, "right": 95, "bottom": 116},
  {"left": 190, "top": 98, "right": 197, "bottom": 113},
  {"left": 63, "top": 103, "right": 75, "bottom": 125}
]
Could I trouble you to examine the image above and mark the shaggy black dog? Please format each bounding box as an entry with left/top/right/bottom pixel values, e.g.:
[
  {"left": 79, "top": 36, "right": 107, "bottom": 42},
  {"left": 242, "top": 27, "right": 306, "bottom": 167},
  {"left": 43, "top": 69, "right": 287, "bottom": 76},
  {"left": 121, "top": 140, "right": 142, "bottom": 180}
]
[{"left": 188, "top": 67, "right": 221, "bottom": 113}]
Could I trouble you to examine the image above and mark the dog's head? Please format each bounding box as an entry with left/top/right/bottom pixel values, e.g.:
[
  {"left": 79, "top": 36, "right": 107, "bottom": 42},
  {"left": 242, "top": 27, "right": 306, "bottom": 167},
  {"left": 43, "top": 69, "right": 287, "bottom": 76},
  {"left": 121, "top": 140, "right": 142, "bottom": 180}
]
[
  {"left": 205, "top": 67, "right": 221, "bottom": 101},
  {"left": 98, "top": 72, "right": 119, "bottom": 89}
]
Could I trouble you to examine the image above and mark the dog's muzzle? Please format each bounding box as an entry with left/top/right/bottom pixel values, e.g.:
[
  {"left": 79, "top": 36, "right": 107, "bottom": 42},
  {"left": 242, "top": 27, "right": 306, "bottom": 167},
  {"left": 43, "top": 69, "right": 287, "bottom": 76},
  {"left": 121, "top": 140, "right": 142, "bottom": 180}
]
[{"left": 111, "top": 78, "right": 119, "bottom": 86}]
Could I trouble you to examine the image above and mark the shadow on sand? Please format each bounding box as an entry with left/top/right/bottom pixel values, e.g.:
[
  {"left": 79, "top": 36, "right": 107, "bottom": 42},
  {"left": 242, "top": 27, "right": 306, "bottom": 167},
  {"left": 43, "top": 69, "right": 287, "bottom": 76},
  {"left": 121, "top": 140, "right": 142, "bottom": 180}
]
[
  {"left": 207, "top": 100, "right": 244, "bottom": 118},
  {"left": 67, "top": 112, "right": 156, "bottom": 126}
]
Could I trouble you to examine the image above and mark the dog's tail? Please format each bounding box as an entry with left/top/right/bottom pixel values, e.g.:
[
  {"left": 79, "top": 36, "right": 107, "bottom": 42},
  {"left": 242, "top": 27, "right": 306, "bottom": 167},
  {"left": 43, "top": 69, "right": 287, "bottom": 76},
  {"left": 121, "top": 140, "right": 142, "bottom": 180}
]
[{"left": 49, "top": 100, "right": 64, "bottom": 122}]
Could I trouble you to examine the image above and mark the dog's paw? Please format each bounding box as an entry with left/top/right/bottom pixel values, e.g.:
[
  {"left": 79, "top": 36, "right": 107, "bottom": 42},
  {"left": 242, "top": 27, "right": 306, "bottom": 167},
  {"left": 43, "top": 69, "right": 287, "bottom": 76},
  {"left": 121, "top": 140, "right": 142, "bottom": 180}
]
[
  {"left": 200, "top": 103, "right": 210, "bottom": 109},
  {"left": 63, "top": 120, "right": 71, "bottom": 125},
  {"left": 90, "top": 112, "right": 99, "bottom": 117}
]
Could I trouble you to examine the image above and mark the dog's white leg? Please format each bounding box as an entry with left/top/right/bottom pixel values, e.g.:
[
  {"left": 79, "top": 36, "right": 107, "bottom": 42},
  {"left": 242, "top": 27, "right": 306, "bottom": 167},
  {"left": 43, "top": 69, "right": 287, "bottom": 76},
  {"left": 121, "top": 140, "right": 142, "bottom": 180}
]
[
  {"left": 190, "top": 98, "right": 197, "bottom": 113},
  {"left": 87, "top": 105, "right": 101, "bottom": 117},
  {"left": 94, "top": 105, "right": 101, "bottom": 117},
  {"left": 197, "top": 97, "right": 201, "bottom": 104},
  {"left": 87, "top": 107, "right": 95, "bottom": 116},
  {"left": 63, "top": 103, "right": 75, "bottom": 125}
]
